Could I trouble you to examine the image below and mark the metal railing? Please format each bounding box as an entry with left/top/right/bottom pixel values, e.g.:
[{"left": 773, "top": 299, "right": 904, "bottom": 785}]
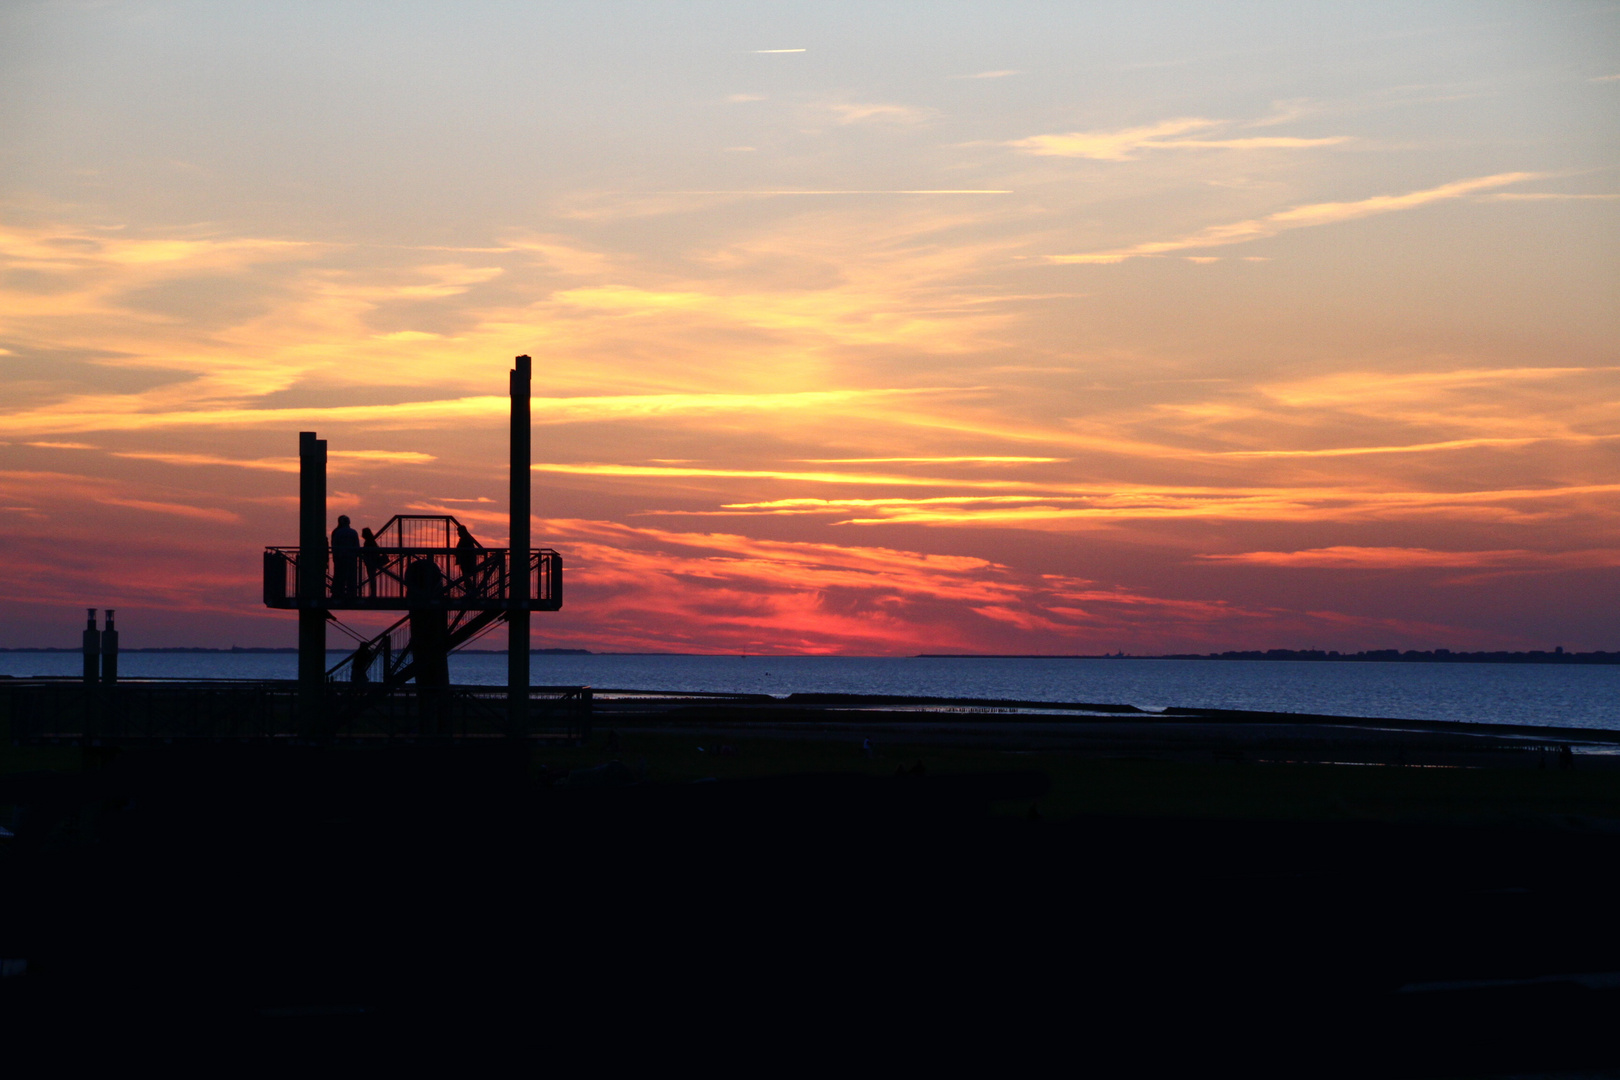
[{"left": 264, "top": 546, "right": 560, "bottom": 611}]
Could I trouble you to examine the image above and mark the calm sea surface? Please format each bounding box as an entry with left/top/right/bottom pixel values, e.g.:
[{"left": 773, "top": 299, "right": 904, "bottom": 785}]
[{"left": 3, "top": 652, "right": 1616, "bottom": 731}]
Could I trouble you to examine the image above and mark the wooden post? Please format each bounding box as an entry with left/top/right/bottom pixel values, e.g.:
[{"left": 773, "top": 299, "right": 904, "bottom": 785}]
[
  {"left": 298, "top": 431, "right": 327, "bottom": 735},
  {"left": 100, "top": 610, "right": 118, "bottom": 684},
  {"left": 508, "top": 356, "right": 531, "bottom": 737},
  {"left": 82, "top": 608, "right": 100, "bottom": 685}
]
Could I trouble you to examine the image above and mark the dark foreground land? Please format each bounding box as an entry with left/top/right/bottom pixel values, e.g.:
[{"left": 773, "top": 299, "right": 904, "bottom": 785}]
[{"left": 5, "top": 697, "right": 1620, "bottom": 1074}]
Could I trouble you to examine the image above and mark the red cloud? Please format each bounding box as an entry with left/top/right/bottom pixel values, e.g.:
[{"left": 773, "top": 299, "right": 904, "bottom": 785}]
[{"left": 525, "top": 520, "right": 1433, "bottom": 655}]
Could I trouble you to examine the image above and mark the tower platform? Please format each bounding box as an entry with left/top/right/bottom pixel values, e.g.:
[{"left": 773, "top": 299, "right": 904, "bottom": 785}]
[{"left": 263, "top": 514, "right": 561, "bottom": 612}]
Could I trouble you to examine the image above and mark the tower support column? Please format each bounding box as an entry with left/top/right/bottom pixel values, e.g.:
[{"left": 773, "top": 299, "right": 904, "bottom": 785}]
[
  {"left": 508, "top": 355, "right": 532, "bottom": 737},
  {"left": 298, "top": 431, "right": 328, "bottom": 734}
]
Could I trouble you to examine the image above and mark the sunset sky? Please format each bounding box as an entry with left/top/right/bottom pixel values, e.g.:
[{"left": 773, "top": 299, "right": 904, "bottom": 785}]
[{"left": 2, "top": 1, "right": 1617, "bottom": 653}]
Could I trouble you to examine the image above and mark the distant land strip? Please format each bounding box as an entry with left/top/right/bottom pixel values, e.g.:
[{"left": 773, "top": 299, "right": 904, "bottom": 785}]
[
  {"left": 916, "top": 649, "right": 1620, "bottom": 664},
  {"left": 0, "top": 647, "right": 594, "bottom": 655}
]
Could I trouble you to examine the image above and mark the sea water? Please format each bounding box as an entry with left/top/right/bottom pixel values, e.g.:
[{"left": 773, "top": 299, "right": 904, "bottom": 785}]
[{"left": 2, "top": 652, "right": 1616, "bottom": 731}]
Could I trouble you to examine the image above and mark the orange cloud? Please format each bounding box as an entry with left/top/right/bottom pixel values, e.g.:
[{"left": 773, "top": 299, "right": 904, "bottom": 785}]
[
  {"left": 1008, "top": 117, "right": 1350, "bottom": 160},
  {"left": 699, "top": 482, "right": 1620, "bottom": 529},
  {"left": 796, "top": 456, "right": 1064, "bottom": 464},
  {"left": 103, "top": 449, "right": 436, "bottom": 473},
  {"left": 534, "top": 462, "right": 1030, "bottom": 490},
  {"left": 0, "top": 389, "right": 953, "bottom": 438}
]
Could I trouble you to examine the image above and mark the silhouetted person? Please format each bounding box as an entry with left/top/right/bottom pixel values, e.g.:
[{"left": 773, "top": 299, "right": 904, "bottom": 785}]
[
  {"left": 405, "top": 558, "right": 451, "bottom": 704},
  {"left": 404, "top": 556, "right": 444, "bottom": 604},
  {"left": 331, "top": 514, "right": 360, "bottom": 599},
  {"left": 361, "top": 527, "right": 383, "bottom": 597},
  {"left": 351, "top": 640, "right": 372, "bottom": 684},
  {"left": 454, "top": 523, "right": 480, "bottom": 597}
]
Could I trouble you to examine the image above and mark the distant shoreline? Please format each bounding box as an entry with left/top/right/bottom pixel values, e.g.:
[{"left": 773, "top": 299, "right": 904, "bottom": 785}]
[
  {"left": 0, "top": 647, "right": 595, "bottom": 655},
  {"left": 916, "top": 649, "right": 1620, "bottom": 665}
]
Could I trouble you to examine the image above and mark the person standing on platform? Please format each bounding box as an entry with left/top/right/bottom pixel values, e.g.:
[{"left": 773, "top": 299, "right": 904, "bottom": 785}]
[
  {"left": 361, "top": 526, "right": 383, "bottom": 597},
  {"left": 331, "top": 514, "right": 360, "bottom": 599}
]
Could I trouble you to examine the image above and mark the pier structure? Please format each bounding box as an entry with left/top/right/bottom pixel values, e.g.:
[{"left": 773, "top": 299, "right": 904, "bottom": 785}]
[{"left": 260, "top": 356, "right": 564, "bottom": 736}]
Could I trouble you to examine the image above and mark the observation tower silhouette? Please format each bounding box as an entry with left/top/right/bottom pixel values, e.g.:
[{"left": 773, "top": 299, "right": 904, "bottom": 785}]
[{"left": 262, "top": 356, "right": 562, "bottom": 736}]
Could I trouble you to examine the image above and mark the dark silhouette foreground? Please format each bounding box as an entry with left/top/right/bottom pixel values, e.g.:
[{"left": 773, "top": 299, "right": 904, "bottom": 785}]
[{"left": 4, "top": 745, "right": 1620, "bottom": 1073}]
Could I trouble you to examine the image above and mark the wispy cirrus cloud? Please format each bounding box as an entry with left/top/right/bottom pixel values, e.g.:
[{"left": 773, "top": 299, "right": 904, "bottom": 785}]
[
  {"left": 0, "top": 389, "right": 954, "bottom": 437},
  {"left": 1198, "top": 547, "right": 1620, "bottom": 570},
  {"left": 106, "top": 449, "right": 435, "bottom": 472},
  {"left": 755, "top": 483, "right": 1620, "bottom": 528},
  {"left": 622, "top": 189, "right": 1012, "bottom": 195},
  {"left": 824, "top": 102, "right": 933, "bottom": 125},
  {"left": 95, "top": 496, "right": 240, "bottom": 523},
  {"left": 1478, "top": 192, "right": 1620, "bottom": 201},
  {"left": 638, "top": 477, "right": 1620, "bottom": 529},
  {"left": 0, "top": 225, "right": 320, "bottom": 271},
  {"left": 535, "top": 462, "right": 1022, "bottom": 489},
  {"left": 1050, "top": 172, "right": 1539, "bottom": 263},
  {"left": 0, "top": 468, "right": 246, "bottom": 527},
  {"left": 796, "top": 456, "right": 1062, "bottom": 464},
  {"left": 1234, "top": 366, "right": 1620, "bottom": 451},
  {"left": 1217, "top": 434, "right": 1619, "bottom": 458},
  {"left": 1008, "top": 117, "right": 1350, "bottom": 160},
  {"left": 1256, "top": 366, "right": 1607, "bottom": 409}
]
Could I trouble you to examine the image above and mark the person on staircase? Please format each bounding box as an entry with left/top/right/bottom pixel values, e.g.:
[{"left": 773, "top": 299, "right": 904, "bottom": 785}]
[{"left": 455, "top": 522, "right": 483, "bottom": 598}]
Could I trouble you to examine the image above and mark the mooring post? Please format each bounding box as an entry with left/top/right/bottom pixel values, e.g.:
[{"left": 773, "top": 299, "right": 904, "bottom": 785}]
[
  {"left": 100, "top": 609, "right": 118, "bottom": 685},
  {"left": 298, "top": 431, "right": 328, "bottom": 735},
  {"left": 508, "top": 355, "right": 532, "bottom": 737},
  {"left": 82, "top": 608, "right": 100, "bottom": 685}
]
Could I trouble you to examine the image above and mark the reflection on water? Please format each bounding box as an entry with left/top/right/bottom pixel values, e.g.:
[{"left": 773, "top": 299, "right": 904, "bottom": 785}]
[{"left": 4, "top": 652, "right": 1617, "bottom": 731}]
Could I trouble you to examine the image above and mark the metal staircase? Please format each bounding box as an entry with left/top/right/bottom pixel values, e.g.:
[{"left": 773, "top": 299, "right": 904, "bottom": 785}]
[{"left": 324, "top": 605, "right": 509, "bottom": 722}]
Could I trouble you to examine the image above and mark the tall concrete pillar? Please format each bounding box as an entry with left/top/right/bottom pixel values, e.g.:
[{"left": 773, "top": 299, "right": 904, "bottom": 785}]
[
  {"left": 298, "top": 431, "right": 328, "bottom": 732},
  {"left": 508, "top": 355, "right": 531, "bottom": 736}
]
